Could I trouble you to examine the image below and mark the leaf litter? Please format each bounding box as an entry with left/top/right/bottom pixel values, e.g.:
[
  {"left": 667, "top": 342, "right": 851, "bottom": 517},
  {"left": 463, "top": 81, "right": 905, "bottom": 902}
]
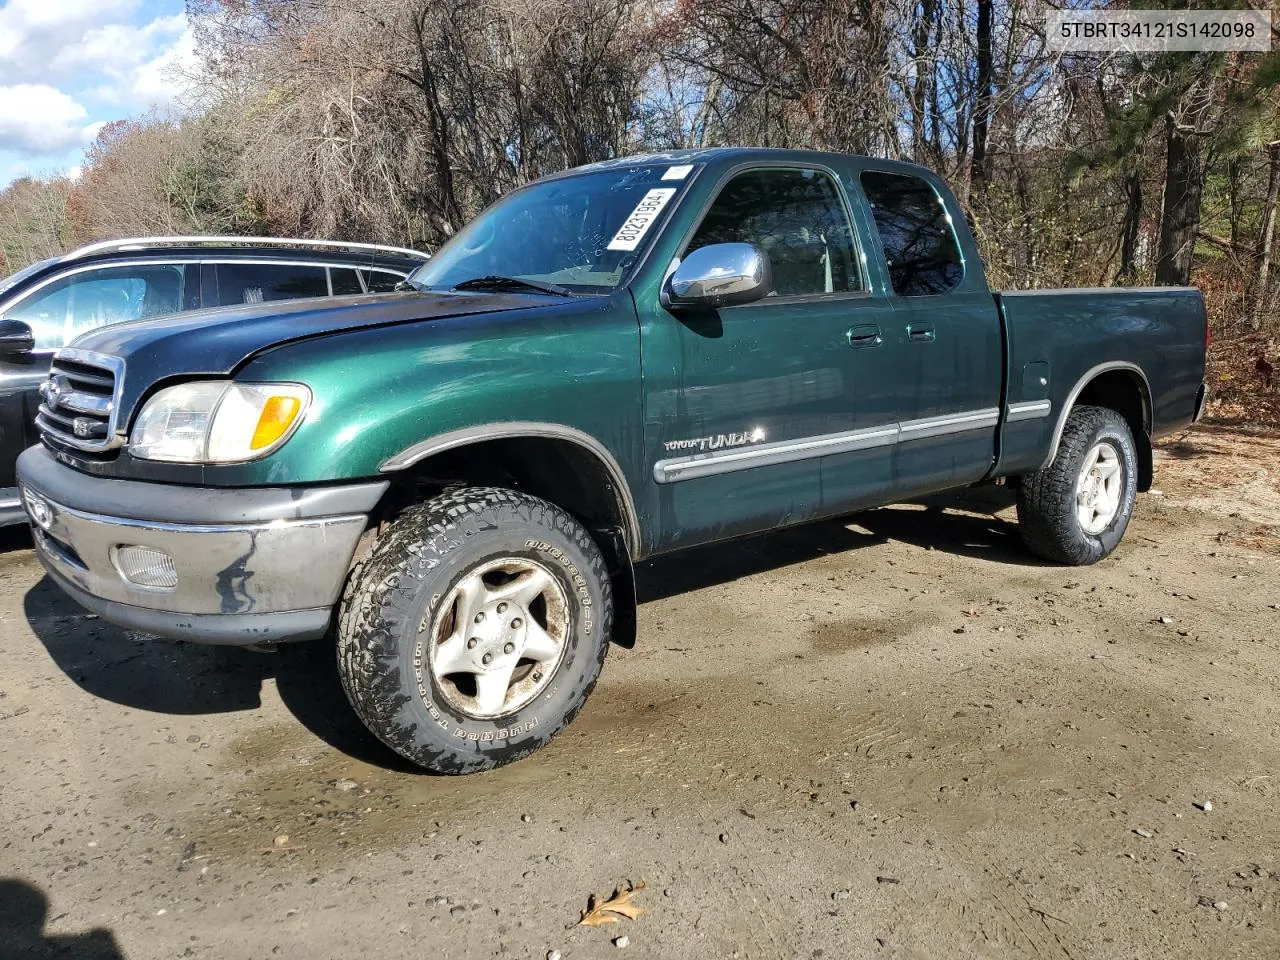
[{"left": 578, "top": 880, "right": 648, "bottom": 927}]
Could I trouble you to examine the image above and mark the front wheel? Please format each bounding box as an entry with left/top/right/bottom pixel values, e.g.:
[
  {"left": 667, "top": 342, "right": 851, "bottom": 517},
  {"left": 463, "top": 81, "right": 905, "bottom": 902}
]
[
  {"left": 1016, "top": 405, "right": 1139, "bottom": 565},
  {"left": 337, "top": 487, "right": 613, "bottom": 773}
]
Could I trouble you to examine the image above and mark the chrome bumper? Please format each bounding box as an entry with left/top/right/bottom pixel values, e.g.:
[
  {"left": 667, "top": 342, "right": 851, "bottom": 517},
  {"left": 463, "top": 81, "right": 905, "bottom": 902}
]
[{"left": 17, "top": 446, "right": 383, "bottom": 645}]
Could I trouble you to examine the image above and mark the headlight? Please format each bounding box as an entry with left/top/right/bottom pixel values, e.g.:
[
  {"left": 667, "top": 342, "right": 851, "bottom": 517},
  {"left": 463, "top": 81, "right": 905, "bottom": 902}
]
[{"left": 130, "top": 381, "right": 311, "bottom": 463}]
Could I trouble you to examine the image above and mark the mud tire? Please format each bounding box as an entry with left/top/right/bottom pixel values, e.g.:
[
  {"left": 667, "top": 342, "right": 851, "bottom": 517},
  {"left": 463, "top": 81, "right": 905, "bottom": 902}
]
[
  {"left": 1016, "top": 405, "right": 1139, "bottom": 565},
  {"left": 337, "top": 487, "right": 612, "bottom": 773}
]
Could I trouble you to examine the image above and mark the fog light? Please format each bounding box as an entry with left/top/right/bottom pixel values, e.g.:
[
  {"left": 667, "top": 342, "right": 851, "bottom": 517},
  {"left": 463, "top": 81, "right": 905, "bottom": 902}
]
[
  {"left": 112, "top": 545, "right": 178, "bottom": 589},
  {"left": 22, "top": 488, "right": 52, "bottom": 531}
]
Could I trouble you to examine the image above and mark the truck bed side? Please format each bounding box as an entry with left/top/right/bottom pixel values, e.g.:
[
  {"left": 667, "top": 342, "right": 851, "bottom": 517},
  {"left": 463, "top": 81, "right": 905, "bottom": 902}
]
[{"left": 994, "top": 287, "right": 1207, "bottom": 479}]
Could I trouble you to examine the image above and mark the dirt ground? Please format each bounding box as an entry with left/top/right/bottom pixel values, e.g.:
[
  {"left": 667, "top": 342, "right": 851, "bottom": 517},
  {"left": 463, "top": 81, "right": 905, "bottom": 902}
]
[{"left": 3, "top": 421, "right": 1279, "bottom": 960}]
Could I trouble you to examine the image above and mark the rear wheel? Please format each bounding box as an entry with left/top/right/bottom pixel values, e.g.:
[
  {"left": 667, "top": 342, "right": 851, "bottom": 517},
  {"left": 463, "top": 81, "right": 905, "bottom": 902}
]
[
  {"left": 1016, "top": 405, "right": 1139, "bottom": 565},
  {"left": 337, "top": 487, "right": 612, "bottom": 773}
]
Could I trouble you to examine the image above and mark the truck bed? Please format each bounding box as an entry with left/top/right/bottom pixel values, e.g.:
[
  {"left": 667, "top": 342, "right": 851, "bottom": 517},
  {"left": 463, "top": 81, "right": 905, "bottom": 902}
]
[{"left": 993, "top": 286, "right": 1207, "bottom": 479}]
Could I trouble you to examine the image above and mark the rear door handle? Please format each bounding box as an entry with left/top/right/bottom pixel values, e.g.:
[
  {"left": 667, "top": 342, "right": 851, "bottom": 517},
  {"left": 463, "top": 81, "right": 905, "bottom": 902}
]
[
  {"left": 846, "top": 324, "right": 882, "bottom": 348},
  {"left": 907, "top": 322, "right": 936, "bottom": 342}
]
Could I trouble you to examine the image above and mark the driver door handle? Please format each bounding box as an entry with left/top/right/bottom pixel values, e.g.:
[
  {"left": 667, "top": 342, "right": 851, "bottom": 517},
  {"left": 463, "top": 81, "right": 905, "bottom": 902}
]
[{"left": 846, "top": 324, "right": 882, "bottom": 348}]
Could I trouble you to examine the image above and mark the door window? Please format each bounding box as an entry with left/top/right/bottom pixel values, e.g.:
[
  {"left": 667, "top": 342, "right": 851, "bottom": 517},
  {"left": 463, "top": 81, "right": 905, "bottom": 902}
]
[
  {"left": 860, "top": 171, "right": 964, "bottom": 296},
  {"left": 7, "top": 264, "right": 186, "bottom": 349},
  {"left": 686, "top": 168, "right": 861, "bottom": 297},
  {"left": 215, "top": 263, "right": 329, "bottom": 305},
  {"left": 330, "top": 268, "right": 364, "bottom": 295},
  {"left": 361, "top": 269, "right": 404, "bottom": 293}
]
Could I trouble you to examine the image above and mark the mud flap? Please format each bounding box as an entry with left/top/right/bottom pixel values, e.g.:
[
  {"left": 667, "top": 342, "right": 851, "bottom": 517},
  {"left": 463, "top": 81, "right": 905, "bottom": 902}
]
[
  {"left": 1137, "top": 430, "right": 1153, "bottom": 492},
  {"left": 595, "top": 524, "right": 636, "bottom": 649}
]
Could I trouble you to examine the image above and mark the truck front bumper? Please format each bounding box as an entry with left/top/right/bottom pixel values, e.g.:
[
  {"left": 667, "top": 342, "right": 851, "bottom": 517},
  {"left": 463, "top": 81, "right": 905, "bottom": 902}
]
[{"left": 16, "top": 446, "right": 387, "bottom": 645}]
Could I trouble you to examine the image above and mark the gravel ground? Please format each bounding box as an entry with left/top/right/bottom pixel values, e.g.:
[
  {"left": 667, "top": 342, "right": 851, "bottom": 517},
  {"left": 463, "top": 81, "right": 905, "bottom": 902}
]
[{"left": 2, "top": 422, "right": 1278, "bottom": 960}]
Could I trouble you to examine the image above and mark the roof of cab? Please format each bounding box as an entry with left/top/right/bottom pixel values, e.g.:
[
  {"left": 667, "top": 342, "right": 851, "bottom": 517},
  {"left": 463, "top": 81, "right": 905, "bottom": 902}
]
[{"left": 563, "top": 147, "right": 939, "bottom": 179}]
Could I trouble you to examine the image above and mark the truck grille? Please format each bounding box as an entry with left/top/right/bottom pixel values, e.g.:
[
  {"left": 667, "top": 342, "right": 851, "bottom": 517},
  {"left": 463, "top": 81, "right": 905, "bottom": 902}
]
[{"left": 37, "top": 349, "right": 125, "bottom": 456}]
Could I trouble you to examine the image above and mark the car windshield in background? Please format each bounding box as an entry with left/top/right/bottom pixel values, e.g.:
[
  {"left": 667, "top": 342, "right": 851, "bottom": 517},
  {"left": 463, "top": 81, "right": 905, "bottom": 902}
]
[
  {"left": 409, "top": 164, "right": 699, "bottom": 295},
  {"left": 0, "top": 257, "right": 58, "bottom": 301}
]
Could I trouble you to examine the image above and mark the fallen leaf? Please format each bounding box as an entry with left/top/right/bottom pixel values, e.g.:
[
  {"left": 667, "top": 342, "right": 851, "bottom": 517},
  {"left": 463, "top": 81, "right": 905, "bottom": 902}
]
[{"left": 579, "top": 880, "right": 648, "bottom": 927}]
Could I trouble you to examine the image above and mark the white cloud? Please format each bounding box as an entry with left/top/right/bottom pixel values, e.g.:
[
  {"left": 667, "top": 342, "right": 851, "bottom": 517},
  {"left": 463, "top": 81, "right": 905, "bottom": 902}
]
[
  {"left": 0, "top": 2, "right": 197, "bottom": 108},
  {"left": 105, "top": 19, "right": 198, "bottom": 110},
  {"left": 52, "top": 13, "right": 184, "bottom": 75},
  {"left": 0, "top": 84, "right": 96, "bottom": 155},
  {"left": 63, "top": 12, "right": 195, "bottom": 108},
  {"left": 0, "top": 1, "right": 197, "bottom": 187},
  {"left": 0, "top": 0, "right": 141, "bottom": 85}
]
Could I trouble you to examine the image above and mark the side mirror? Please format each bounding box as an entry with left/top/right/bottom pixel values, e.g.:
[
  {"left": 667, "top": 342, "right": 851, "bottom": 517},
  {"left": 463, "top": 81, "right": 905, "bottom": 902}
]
[
  {"left": 0, "top": 318, "right": 34, "bottom": 358},
  {"left": 665, "top": 242, "right": 772, "bottom": 310}
]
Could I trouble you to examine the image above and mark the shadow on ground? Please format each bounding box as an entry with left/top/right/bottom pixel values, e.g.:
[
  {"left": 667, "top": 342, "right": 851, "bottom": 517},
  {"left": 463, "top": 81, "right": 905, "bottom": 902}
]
[
  {"left": 0, "top": 878, "right": 123, "bottom": 959},
  {"left": 636, "top": 487, "right": 1033, "bottom": 602},
  {"left": 0, "top": 523, "right": 32, "bottom": 552},
  {"left": 22, "top": 575, "right": 412, "bottom": 770},
  {"left": 23, "top": 490, "right": 1036, "bottom": 767}
]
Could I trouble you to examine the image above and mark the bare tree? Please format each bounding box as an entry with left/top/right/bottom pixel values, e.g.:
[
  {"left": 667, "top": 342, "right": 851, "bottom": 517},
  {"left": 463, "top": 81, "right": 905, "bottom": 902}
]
[
  {"left": 0, "top": 178, "right": 72, "bottom": 271},
  {"left": 1156, "top": 111, "right": 1207, "bottom": 286},
  {"left": 1249, "top": 140, "right": 1280, "bottom": 329},
  {"left": 0, "top": 0, "right": 1271, "bottom": 356},
  {"left": 184, "top": 0, "right": 652, "bottom": 249}
]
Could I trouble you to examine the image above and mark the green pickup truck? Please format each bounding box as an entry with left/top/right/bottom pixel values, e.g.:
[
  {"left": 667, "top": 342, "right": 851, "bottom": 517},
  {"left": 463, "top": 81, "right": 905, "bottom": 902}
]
[{"left": 17, "top": 148, "right": 1207, "bottom": 773}]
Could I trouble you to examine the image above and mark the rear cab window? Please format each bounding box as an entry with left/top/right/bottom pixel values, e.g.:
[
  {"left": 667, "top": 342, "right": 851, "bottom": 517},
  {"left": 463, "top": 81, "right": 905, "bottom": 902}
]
[
  {"left": 687, "top": 167, "right": 862, "bottom": 297},
  {"left": 860, "top": 170, "right": 964, "bottom": 296}
]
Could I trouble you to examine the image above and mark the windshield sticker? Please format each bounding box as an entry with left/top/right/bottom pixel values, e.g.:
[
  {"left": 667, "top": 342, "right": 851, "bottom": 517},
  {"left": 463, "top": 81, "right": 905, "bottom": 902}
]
[
  {"left": 608, "top": 187, "right": 678, "bottom": 251},
  {"left": 662, "top": 164, "right": 694, "bottom": 181}
]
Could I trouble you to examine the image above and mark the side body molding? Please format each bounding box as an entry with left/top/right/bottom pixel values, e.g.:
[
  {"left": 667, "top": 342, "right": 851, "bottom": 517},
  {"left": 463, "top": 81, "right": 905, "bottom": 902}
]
[
  {"left": 652, "top": 408, "right": 1001, "bottom": 484},
  {"left": 379, "top": 421, "right": 641, "bottom": 553},
  {"left": 1040, "top": 361, "right": 1151, "bottom": 471}
]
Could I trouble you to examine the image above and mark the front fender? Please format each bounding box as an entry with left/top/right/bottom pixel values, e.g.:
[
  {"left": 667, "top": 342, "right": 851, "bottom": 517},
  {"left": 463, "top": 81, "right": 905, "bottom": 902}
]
[{"left": 205, "top": 296, "right": 647, "bottom": 497}]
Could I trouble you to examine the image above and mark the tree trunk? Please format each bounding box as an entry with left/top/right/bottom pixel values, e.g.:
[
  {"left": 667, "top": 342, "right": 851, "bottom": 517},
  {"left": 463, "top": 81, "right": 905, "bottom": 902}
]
[
  {"left": 1155, "top": 113, "right": 1204, "bottom": 286},
  {"left": 971, "top": 0, "right": 994, "bottom": 188},
  {"left": 909, "top": 0, "right": 937, "bottom": 164},
  {"left": 1226, "top": 158, "right": 1243, "bottom": 248},
  {"left": 1118, "top": 169, "right": 1142, "bottom": 282},
  {"left": 1248, "top": 141, "right": 1280, "bottom": 330}
]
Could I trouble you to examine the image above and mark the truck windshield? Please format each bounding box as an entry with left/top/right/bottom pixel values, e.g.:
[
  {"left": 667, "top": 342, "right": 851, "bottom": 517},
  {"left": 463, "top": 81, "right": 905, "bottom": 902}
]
[{"left": 409, "top": 164, "right": 698, "bottom": 295}]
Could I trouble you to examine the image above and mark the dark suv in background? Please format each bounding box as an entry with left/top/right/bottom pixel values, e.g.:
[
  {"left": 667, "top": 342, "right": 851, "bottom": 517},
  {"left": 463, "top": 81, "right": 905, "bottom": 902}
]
[{"left": 0, "top": 237, "right": 427, "bottom": 524}]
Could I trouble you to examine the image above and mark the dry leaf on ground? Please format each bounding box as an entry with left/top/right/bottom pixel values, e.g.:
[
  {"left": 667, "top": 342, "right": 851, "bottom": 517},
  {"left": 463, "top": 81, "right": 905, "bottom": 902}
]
[{"left": 578, "top": 880, "right": 648, "bottom": 926}]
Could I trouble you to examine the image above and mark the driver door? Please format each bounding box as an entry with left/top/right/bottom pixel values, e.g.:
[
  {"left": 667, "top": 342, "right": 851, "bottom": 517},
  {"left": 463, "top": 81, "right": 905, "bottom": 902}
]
[{"left": 638, "top": 164, "right": 902, "bottom": 552}]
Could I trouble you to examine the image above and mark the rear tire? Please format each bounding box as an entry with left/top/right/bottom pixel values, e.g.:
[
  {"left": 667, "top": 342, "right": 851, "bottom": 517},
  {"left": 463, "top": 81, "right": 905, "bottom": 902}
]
[
  {"left": 337, "top": 487, "right": 612, "bottom": 773},
  {"left": 1016, "top": 405, "right": 1139, "bottom": 565}
]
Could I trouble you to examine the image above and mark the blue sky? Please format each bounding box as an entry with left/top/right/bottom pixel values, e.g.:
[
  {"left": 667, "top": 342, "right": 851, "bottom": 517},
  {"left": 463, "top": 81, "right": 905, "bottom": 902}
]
[{"left": 0, "top": 0, "right": 194, "bottom": 187}]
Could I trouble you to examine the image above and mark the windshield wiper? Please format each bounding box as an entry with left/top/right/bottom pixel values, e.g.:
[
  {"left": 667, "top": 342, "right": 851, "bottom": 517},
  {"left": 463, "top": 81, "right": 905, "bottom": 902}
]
[{"left": 451, "top": 275, "right": 572, "bottom": 297}]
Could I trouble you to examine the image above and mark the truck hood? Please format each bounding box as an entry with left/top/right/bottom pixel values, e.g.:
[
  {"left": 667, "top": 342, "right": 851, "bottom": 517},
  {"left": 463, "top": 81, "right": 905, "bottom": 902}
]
[
  {"left": 74, "top": 290, "right": 551, "bottom": 379},
  {"left": 70, "top": 290, "right": 558, "bottom": 423}
]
